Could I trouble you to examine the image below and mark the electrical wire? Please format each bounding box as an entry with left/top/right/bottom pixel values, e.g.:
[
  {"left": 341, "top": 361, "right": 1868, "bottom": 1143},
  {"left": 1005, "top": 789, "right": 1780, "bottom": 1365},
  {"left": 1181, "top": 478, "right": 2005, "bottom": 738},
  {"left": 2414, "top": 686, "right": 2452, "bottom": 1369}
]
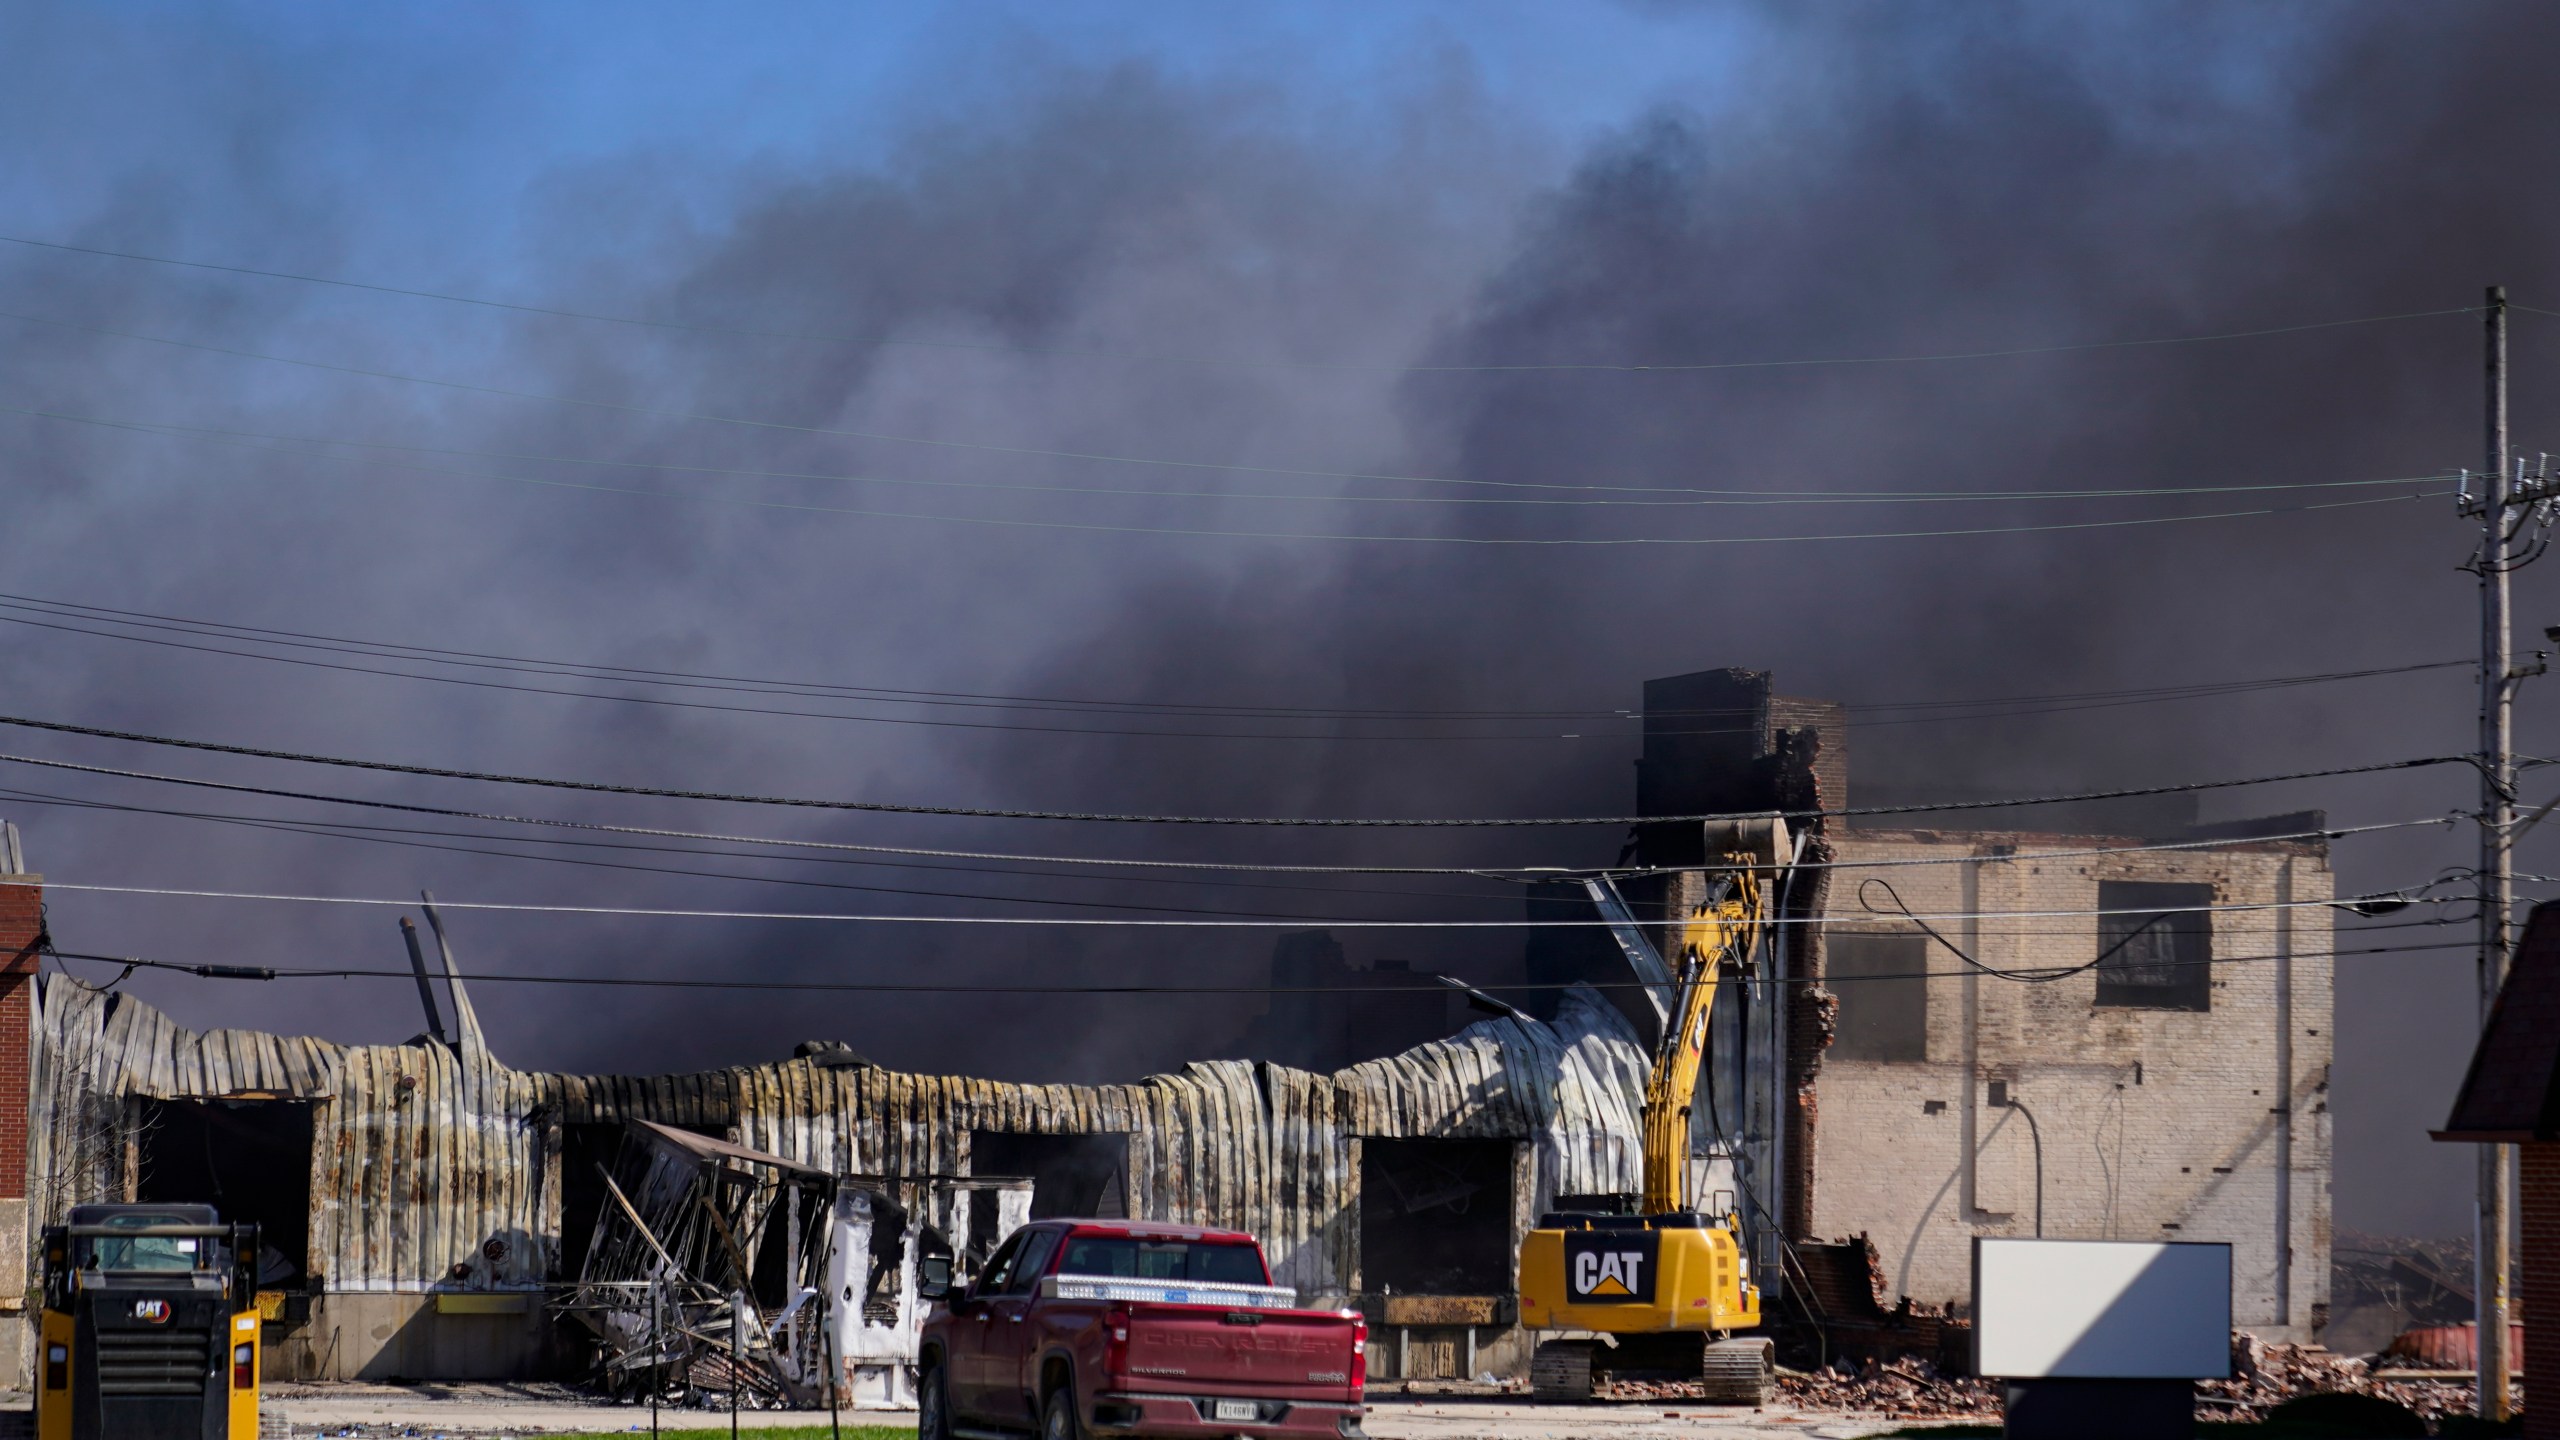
[
  {"left": 0, "top": 589, "right": 2367, "bottom": 716},
  {"left": 10, "top": 401, "right": 2461, "bottom": 507},
  {"left": 0, "top": 233, "right": 2481, "bottom": 375},
  {"left": 0, "top": 784, "right": 1541, "bottom": 920},
  {"left": 0, "top": 749, "right": 2460, "bottom": 888},
  {"left": 0, "top": 782, "right": 2467, "bottom": 939},
  {"left": 0, "top": 587, "right": 2474, "bottom": 726},
  {"left": 35, "top": 938, "right": 2476, "bottom": 995},
  {"left": 2, "top": 382, "right": 2449, "bottom": 545},
  {"left": 0, "top": 601, "right": 2473, "bottom": 745},
  {"left": 0, "top": 711, "right": 2474, "bottom": 826},
  {"left": 0, "top": 749, "right": 1564, "bottom": 873},
  {"left": 0, "top": 874, "right": 2433, "bottom": 927},
  {"left": 1862, "top": 877, "right": 2179, "bottom": 983}
]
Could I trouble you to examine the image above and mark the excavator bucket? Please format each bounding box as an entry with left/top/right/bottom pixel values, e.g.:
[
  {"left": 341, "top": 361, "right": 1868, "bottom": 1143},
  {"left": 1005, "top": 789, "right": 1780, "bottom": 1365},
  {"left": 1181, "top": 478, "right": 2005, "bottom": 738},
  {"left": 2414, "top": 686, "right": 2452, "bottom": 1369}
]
[{"left": 1703, "top": 815, "right": 1790, "bottom": 873}]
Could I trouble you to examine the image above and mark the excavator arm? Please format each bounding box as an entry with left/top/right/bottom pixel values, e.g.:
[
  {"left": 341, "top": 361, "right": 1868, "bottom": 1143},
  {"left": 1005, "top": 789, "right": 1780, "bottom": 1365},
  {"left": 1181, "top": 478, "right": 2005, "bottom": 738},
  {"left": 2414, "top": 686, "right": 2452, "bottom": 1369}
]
[{"left": 1638, "top": 857, "right": 1771, "bottom": 1215}]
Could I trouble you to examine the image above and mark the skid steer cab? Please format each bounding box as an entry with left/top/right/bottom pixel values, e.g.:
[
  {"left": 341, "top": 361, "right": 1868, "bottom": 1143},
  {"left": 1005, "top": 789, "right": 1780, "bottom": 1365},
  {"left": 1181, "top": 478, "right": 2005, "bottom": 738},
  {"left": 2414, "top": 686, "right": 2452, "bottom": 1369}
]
[{"left": 38, "top": 1204, "right": 263, "bottom": 1440}]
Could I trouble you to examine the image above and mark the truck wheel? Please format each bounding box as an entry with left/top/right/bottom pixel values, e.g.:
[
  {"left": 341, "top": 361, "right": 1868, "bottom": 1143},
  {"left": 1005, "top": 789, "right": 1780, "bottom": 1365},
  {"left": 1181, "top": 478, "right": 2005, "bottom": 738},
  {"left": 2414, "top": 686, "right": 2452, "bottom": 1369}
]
[
  {"left": 919, "top": 1364, "right": 953, "bottom": 1440},
  {"left": 1042, "top": 1384, "right": 1085, "bottom": 1440}
]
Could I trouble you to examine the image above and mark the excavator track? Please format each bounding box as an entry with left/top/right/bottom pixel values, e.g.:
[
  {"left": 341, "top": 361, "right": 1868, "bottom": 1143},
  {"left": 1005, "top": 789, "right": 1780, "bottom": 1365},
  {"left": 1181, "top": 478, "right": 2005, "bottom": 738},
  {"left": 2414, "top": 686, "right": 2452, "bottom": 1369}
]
[
  {"left": 1529, "top": 1339, "right": 1597, "bottom": 1402},
  {"left": 1699, "top": 1336, "right": 1775, "bottom": 1406}
]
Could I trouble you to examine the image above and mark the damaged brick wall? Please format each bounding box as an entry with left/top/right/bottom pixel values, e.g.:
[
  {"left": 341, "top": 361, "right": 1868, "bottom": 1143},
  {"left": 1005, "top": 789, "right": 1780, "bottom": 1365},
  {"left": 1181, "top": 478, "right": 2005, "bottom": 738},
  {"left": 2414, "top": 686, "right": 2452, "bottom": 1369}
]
[
  {"left": 1784, "top": 1234, "right": 1970, "bottom": 1373},
  {"left": 1802, "top": 834, "right": 2333, "bottom": 1337},
  {"left": 1772, "top": 725, "right": 1835, "bottom": 1244}
]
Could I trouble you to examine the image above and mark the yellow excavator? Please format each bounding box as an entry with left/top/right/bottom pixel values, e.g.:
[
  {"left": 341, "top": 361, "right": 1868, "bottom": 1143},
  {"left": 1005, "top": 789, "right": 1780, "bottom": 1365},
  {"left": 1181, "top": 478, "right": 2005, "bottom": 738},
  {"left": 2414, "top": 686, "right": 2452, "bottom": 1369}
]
[{"left": 1517, "top": 817, "right": 1790, "bottom": 1405}]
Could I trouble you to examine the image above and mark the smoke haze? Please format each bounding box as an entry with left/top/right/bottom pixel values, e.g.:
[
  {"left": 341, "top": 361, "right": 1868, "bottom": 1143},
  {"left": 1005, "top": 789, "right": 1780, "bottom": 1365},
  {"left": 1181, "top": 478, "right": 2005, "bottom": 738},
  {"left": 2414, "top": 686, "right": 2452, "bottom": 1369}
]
[{"left": 5, "top": 3, "right": 2558, "bottom": 1237}]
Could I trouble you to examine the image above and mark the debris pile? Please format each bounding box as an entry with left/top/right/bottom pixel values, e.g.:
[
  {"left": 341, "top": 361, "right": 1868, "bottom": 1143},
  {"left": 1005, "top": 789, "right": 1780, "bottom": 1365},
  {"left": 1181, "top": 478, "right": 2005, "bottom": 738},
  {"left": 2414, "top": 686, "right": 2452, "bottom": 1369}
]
[
  {"left": 2327, "top": 1229, "right": 2487, "bottom": 1356},
  {"left": 1776, "top": 1358, "right": 1999, "bottom": 1419},
  {"left": 1768, "top": 1336, "right": 2498, "bottom": 1423},
  {"left": 2201, "top": 1335, "right": 2495, "bottom": 1425},
  {"left": 1780, "top": 1235, "right": 1971, "bottom": 1374},
  {"left": 554, "top": 1120, "right": 838, "bottom": 1408}
]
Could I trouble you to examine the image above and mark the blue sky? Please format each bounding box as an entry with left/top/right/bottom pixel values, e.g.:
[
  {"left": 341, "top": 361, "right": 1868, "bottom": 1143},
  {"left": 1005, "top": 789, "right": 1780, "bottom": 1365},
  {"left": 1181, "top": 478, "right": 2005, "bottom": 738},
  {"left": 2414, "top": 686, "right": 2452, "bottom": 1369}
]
[{"left": 7, "top": 2, "right": 1763, "bottom": 288}]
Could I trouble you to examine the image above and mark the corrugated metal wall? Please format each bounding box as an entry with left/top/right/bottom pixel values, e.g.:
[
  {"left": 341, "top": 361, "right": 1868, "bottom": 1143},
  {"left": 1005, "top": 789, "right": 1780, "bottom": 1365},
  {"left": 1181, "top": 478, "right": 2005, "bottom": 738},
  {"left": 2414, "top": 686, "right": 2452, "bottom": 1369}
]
[{"left": 30, "top": 976, "right": 1646, "bottom": 1301}]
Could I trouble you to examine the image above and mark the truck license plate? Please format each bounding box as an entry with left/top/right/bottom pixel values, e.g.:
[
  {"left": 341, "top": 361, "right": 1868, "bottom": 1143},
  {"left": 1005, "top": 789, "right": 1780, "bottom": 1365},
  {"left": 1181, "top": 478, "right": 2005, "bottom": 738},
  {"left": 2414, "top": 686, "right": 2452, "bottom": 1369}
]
[{"left": 1214, "top": 1400, "right": 1258, "bottom": 1422}]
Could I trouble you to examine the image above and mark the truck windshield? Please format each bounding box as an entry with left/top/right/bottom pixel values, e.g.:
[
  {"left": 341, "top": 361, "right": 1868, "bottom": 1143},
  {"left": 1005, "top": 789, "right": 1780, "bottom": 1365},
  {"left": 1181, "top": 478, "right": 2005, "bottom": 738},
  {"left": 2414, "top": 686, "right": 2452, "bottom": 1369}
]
[{"left": 1058, "top": 1237, "right": 1267, "bottom": 1285}]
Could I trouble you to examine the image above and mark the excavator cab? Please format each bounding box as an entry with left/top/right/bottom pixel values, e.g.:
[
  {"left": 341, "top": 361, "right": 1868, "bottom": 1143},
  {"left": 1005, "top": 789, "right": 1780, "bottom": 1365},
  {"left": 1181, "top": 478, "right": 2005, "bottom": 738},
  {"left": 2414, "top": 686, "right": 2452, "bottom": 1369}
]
[
  {"left": 1518, "top": 817, "right": 1791, "bottom": 1405},
  {"left": 38, "top": 1204, "right": 262, "bottom": 1440}
]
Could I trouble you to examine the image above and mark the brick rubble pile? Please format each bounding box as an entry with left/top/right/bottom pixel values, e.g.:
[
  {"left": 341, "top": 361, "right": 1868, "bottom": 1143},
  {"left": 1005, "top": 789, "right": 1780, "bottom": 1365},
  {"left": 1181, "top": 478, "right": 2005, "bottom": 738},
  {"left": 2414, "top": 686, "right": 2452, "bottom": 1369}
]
[
  {"left": 2201, "top": 1334, "right": 2494, "bottom": 1424},
  {"left": 1767, "top": 1335, "right": 2498, "bottom": 1423},
  {"left": 1776, "top": 1359, "right": 1999, "bottom": 1420}
]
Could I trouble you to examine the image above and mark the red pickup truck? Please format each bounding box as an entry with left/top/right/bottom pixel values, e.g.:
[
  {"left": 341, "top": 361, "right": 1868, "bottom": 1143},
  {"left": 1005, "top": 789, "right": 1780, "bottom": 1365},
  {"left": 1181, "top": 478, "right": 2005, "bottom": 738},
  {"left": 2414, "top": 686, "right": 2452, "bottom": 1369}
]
[{"left": 917, "top": 1219, "right": 1367, "bottom": 1440}]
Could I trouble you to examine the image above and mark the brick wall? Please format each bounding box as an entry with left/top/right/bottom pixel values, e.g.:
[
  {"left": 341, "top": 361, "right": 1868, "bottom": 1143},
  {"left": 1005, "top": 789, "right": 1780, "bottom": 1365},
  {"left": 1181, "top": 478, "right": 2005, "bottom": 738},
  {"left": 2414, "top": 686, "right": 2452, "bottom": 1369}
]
[
  {"left": 0, "top": 876, "right": 33, "bottom": 1203},
  {"left": 0, "top": 873, "right": 34, "bottom": 1382},
  {"left": 2526, "top": 1144, "right": 2557, "bottom": 1440},
  {"left": 1801, "top": 834, "right": 2333, "bottom": 1337}
]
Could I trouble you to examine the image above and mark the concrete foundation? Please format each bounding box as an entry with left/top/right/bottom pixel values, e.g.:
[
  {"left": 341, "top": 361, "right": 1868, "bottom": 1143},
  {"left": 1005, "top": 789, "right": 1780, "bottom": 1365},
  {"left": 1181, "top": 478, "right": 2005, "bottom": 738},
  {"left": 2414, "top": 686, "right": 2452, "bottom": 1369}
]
[{"left": 268, "top": 1292, "right": 557, "bottom": 1381}]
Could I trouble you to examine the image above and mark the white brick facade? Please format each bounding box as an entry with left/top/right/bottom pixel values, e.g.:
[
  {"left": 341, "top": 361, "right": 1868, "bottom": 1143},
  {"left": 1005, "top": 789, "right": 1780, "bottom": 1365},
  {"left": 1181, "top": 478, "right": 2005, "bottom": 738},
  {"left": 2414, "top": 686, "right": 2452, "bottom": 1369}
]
[{"left": 1803, "top": 831, "right": 2333, "bottom": 1340}]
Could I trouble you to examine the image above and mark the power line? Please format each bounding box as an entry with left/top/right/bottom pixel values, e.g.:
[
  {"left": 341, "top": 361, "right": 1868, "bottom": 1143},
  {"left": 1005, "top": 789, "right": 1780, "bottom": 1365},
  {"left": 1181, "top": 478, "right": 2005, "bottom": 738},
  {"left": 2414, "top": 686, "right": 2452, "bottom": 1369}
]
[
  {"left": 0, "top": 748, "right": 2456, "bottom": 878},
  {"left": 0, "top": 711, "right": 2472, "bottom": 825},
  {"left": 0, "top": 587, "right": 2473, "bottom": 724},
  {"left": 12, "top": 401, "right": 2460, "bottom": 508},
  {"left": 0, "top": 784, "right": 1533, "bottom": 921},
  {"left": 0, "top": 781, "right": 2454, "bottom": 926},
  {"left": 0, "top": 598, "right": 2471, "bottom": 744},
  {"left": 0, "top": 874, "right": 2425, "bottom": 927},
  {"left": 6, "top": 383, "right": 2447, "bottom": 546},
  {"left": 0, "top": 750, "right": 1561, "bottom": 873},
  {"left": 39, "top": 939, "right": 2471, "bottom": 998},
  {"left": 0, "top": 233, "right": 2482, "bottom": 375}
]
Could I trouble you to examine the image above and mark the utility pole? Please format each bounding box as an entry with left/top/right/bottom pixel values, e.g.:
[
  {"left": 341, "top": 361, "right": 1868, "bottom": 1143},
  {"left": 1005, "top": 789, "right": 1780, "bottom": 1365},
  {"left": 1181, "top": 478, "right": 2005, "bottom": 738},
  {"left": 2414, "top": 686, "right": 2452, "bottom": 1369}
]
[{"left": 2471, "top": 284, "right": 2516, "bottom": 1423}]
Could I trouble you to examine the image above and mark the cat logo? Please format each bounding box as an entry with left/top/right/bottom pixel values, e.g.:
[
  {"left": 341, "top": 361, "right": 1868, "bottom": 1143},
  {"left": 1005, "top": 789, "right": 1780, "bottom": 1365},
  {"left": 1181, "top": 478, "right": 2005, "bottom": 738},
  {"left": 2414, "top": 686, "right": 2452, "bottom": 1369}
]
[
  {"left": 1562, "top": 1229, "right": 1659, "bottom": 1304},
  {"left": 1574, "top": 1251, "right": 1643, "bottom": 1297}
]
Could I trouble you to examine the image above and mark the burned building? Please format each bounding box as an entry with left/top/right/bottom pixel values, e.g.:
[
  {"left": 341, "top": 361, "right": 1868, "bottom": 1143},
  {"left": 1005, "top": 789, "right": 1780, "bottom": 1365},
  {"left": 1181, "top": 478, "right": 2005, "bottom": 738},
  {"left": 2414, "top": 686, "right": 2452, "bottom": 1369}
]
[
  {"left": 0, "top": 665, "right": 2337, "bottom": 1391},
  {"left": 1617, "top": 669, "right": 2336, "bottom": 1342},
  {"left": 2, "top": 864, "right": 1654, "bottom": 1386}
]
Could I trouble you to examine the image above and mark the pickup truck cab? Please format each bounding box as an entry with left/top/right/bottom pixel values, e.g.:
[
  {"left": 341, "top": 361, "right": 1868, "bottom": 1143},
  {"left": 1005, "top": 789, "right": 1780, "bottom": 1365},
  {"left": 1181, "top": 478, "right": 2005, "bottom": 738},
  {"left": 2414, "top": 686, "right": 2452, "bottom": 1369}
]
[{"left": 918, "top": 1219, "right": 1366, "bottom": 1440}]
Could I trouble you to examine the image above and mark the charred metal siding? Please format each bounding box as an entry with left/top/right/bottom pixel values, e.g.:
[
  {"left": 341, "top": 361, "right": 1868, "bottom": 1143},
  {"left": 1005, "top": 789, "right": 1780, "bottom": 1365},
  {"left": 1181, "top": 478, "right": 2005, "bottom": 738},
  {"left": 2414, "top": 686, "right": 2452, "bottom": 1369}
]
[{"left": 31, "top": 977, "right": 1646, "bottom": 1308}]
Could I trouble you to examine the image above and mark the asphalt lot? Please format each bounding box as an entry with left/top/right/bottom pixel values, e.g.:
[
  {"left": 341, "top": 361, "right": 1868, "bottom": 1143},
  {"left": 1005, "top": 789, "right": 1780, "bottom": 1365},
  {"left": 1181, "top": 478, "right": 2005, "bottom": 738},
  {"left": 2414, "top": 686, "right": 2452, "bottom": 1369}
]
[{"left": 250, "top": 1383, "right": 1930, "bottom": 1439}]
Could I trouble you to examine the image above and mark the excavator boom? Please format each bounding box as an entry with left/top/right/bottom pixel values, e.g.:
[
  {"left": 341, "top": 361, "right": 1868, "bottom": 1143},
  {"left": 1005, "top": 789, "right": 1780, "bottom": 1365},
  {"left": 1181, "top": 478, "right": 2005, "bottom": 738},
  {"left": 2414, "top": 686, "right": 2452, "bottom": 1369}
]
[{"left": 1640, "top": 867, "right": 1764, "bottom": 1215}]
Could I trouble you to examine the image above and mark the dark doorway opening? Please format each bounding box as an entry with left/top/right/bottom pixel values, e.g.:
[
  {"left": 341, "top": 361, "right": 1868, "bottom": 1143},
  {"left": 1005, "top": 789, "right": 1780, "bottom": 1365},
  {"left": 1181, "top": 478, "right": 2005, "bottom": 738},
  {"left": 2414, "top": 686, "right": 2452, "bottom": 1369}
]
[
  {"left": 744, "top": 1175, "right": 830, "bottom": 1309},
  {"left": 135, "top": 1099, "right": 315, "bottom": 1289},
  {"left": 1359, "top": 1138, "right": 1515, "bottom": 1295},
  {"left": 557, "top": 1123, "right": 623, "bottom": 1282},
  {"left": 556, "top": 1120, "right": 735, "bottom": 1281},
  {"left": 970, "top": 1132, "right": 1129, "bottom": 1219}
]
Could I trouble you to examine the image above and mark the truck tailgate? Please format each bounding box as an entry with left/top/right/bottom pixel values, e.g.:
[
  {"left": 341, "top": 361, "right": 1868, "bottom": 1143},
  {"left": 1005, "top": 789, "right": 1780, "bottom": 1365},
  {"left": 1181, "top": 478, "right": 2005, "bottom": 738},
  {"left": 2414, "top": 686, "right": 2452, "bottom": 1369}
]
[{"left": 1122, "top": 1304, "right": 1360, "bottom": 1402}]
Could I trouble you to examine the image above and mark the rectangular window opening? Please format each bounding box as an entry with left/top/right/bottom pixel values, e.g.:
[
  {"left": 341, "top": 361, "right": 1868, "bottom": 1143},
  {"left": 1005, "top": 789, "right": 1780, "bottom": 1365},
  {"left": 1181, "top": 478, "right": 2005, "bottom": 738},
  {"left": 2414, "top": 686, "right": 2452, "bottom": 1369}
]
[
  {"left": 1826, "top": 934, "right": 1929, "bottom": 1061},
  {"left": 2094, "top": 880, "right": 2214, "bottom": 1012}
]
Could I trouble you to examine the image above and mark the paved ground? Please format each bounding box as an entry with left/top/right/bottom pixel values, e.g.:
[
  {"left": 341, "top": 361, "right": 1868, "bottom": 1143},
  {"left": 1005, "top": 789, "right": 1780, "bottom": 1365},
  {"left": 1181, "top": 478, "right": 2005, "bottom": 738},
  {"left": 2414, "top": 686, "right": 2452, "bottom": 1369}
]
[
  {"left": 1361, "top": 1397, "right": 1926, "bottom": 1439},
  {"left": 252, "top": 1383, "right": 1936, "bottom": 1439}
]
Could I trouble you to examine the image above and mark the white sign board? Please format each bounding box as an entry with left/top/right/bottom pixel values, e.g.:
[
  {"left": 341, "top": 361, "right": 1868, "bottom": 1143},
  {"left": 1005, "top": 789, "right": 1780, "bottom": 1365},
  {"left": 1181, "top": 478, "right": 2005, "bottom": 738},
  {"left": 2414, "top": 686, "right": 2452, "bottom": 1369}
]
[{"left": 1973, "top": 1239, "right": 2231, "bottom": 1379}]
